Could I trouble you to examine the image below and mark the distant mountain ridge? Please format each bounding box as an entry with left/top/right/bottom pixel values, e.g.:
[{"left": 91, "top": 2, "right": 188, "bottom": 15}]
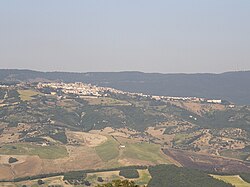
[{"left": 1, "top": 69, "right": 250, "bottom": 105}]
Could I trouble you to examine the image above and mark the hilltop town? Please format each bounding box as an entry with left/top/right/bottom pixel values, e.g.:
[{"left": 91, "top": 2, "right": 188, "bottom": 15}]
[{"left": 36, "top": 82, "right": 228, "bottom": 105}]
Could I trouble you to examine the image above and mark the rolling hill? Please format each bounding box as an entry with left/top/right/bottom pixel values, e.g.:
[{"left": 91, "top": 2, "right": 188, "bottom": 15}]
[{"left": 1, "top": 69, "right": 250, "bottom": 105}]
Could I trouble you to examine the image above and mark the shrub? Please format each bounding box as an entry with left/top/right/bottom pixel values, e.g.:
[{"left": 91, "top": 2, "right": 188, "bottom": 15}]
[
  {"left": 84, "top": 180, "right": 91, "bottom": 186},
  {"left": 8, "top": 157, "right": 18, "bottom": 163},
  {"left": 37, "top": 179, "right": 44, "bottom": 185},
  {"left": 97, "top": 177, "right": 104, "bottom": 182},
  {"left": 63, "top": 171, "right": 87, "bottom": 181}
]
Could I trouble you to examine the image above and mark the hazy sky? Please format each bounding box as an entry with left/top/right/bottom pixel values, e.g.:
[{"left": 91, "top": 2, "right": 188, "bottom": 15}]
[{"left": 0, "top": 0, "right": 250, "bottom": 73}]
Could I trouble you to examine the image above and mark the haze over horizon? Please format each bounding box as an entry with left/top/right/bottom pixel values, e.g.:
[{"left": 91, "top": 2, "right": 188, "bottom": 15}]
[
  {"left": 1, "top": 68, "right": 250, "bottom": 75},
  {"left": 1, "top": 0, "right": 250, "bottom": 73}
]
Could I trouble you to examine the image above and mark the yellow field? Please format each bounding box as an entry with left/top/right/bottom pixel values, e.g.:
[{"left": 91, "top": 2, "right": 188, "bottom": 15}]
[
  {"left": 211, "top": 175, "right": 250, "bottom": 187},
  {"left": 18, "top": 89, "right": 40, "bottom": 101}
]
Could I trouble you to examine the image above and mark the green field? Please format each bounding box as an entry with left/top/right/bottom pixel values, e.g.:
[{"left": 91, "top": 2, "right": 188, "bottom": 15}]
[
  {"left": 95, "top": 137, "right": 120, "bottom": 162},
  {"left": 211, "top": 175, "right": 250, "bottom": 187},
  {"left": 0, "top": 143, "right": 68, "bottom": 159},
  {"left": 17, "top": 89, "right": 40, "bottom": 101},
  {"left": 95, "top": 136, "right": 170, "bottom": 166},
  {"left": 122, "top": 142, "right": 170, "bottom": 164}
]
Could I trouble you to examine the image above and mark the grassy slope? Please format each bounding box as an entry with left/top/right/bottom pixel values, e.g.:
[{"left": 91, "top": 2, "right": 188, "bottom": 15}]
[
  {"left": 122, "top": 142, "right": 170, "bottom": 164},
  {"left": 95, "top": 136, "right": 171, "bottom": 166},
  {"left": 95, "top": 137, "right": 120, "bottom": 162},
  {"left": 0, "top": 143, "right": 68, "bottom": 159},
  {"left": 211, "top": 175, "right": 250, "bottom": 187}
]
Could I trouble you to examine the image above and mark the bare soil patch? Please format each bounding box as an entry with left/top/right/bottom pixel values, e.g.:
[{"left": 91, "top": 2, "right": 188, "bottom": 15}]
[
  {"left": 0, "top": 164, "right": 14, "bottom": 180},
  {"left": 0, "top": 145, "right": 104, "bottom": 180},
  {"left": 41, "top": 145, "right": 104, "bottom": 174},
  {"left": 13, "top": 156, "right": 42, "bottom": 178}
]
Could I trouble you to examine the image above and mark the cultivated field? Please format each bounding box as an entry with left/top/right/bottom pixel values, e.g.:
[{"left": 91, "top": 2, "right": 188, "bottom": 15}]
[{"left": 0, "top": 130, "right": 171, "bottom": 181}]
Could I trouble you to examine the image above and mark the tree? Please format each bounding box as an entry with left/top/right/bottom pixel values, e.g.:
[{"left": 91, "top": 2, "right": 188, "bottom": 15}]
[
  {"left": 97, "top": 177, "right": 104, "bottom": 182},
  {"left": 119, "top": 169, "right": 139, "bottom": 179},
  {"left": 84, "top": 180, "right": 91, "bottom": 186},
  {"left": 8, "top": 157, "right": 18, "bottom": 163},
  {"left": 37, "top": 179, "right": 44, "bottom": 185}
]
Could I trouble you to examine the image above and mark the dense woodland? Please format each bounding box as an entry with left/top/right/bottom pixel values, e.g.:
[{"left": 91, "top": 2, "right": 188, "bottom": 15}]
[{"left": 147, "top": 165, "right": 233, "bottom": 187}]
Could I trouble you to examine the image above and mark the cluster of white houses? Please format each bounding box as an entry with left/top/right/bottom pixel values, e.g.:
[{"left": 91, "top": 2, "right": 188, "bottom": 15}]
[
  {"left": 37, "top": 82, "right": 149, "bottom": 98},
  {"left": 152, "top": 95, "right": 223, "bottom": 104},
  {"left": 37, "top": 82, "right": 226, "bottom": 105}
]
